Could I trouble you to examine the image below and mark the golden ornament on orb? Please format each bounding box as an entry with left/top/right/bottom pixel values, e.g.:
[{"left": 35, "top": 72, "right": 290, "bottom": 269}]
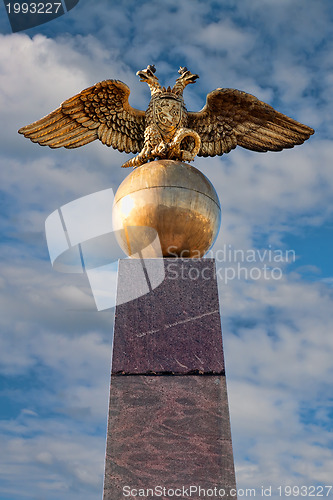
[{"left": 112, "top": 160, "right": 221, "bottom": 258}]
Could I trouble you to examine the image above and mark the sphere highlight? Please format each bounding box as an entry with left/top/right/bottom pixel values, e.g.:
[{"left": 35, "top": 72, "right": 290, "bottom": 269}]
[{"left": 112, "top": 160, "right": 221, "bottom": 258}]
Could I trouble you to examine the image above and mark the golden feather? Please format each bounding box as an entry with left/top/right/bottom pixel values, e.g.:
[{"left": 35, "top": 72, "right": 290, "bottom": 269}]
[
  {"left": 18, "top": 80, "right": 145, "bottom": 154},
  {"left": 188, "top": 88, "right": 314, "bottom": 157}
]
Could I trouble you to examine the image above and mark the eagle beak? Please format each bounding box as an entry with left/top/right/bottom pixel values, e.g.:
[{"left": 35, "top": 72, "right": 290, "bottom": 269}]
[
  {"left": 186, "top": 73, "right": 199, "bottom": 83},
  {"left": 136, "top": 70, "right": 148, "bottom": 82},
  {"left": 177, "top": 68, "right": 199, "bottom": 85},
  {"left": 136, "top": 66, "right": 159, "bottom": 82}
]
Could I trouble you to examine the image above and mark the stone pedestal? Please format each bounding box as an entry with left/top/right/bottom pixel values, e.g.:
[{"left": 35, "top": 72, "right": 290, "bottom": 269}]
[{"left": 103, "top": 259, "right": 237, "bottom": 500}]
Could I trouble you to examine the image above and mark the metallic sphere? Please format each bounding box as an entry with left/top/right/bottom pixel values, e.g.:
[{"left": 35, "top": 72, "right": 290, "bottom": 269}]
[{"left": 112, "top": 159, "right": 221, "bottom": 258}]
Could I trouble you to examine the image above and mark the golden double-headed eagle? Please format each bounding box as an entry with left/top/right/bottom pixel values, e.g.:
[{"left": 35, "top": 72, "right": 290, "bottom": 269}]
[{"left": 19, "top": 65, "right": 314, "bottom": 168}]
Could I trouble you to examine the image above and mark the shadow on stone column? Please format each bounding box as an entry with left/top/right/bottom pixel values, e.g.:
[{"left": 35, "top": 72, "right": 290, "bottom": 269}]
[{"left": 103, "top": 259, "right": 237, "bottom": 500}]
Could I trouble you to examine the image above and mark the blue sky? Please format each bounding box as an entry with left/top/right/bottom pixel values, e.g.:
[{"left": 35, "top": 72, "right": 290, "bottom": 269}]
[{"left": 0, "top": 0, "right": 333, "bottom": 498}]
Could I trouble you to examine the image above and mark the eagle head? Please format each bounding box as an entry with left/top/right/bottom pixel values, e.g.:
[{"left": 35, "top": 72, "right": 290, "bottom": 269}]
[
  {"left": 136, "top": 65, "right": 199, "bottom": 98},
  {"left": 136, "top": 65, "right": 159, "bottom": 83},
  {"left": 136, "top": 65, "right": 161, "bottom": 96},
  {"left": 177, "top": 67, "right": 199, "bottom": 85},
  {"left": 171, "top": 67, "right": 199, "bottom": 96}
]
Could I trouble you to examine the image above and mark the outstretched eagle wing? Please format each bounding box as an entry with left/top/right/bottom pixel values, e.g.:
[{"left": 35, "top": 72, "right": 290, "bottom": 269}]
[
  {"left": 18, "top": 80, "right": 145, "bottom": 153},
  {"left": 187, "top": 88, "right": 314, "bottom": 157}
]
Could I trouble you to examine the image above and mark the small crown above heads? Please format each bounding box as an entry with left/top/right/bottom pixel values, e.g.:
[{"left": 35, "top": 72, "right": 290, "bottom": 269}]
[{"left": 136, "top": 65, "right": 199, "bottom": 97}]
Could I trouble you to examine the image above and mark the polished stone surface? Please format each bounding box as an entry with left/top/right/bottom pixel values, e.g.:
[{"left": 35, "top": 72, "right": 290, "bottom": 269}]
[
  {"left": 103, "top": 376, "right": 236, "bottom": 500},
  {"left": 112, "top": 259, "right": 225, "bottom": 375}
]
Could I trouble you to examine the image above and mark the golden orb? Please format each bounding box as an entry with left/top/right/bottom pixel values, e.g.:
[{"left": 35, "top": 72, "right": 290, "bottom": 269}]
[{"left": 112, "top": 159, "right": 221, "bottom": 258}]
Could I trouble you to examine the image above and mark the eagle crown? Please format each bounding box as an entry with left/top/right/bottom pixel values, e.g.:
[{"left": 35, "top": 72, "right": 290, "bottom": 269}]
[{"left": 136, "top": 65, "right": 199, "bottom": 99}]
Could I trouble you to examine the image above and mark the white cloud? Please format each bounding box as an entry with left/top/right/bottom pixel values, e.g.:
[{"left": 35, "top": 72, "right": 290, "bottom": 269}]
[
  {"left": 220, "top": 271, "right": 333, "bottom": 488},
  {"left": 0, "top": 432, "right": 105, "bottom": 498}
]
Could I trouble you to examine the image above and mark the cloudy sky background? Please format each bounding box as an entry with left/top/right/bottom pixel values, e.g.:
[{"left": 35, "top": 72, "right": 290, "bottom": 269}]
[{"left": 0, "top": 0, "right": 333, "bottom": 498}]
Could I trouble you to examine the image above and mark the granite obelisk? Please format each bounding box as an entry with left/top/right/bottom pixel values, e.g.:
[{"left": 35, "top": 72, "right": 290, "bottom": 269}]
[{"left": 103, "top": 258, "right": 237, "bottom": 500}]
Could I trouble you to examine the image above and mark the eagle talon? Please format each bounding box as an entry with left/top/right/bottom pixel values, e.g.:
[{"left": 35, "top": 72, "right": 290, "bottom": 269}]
[
  {"left": 181, "top": 151, "right": 195, "bottom": 162},
  {"left": 152, "top": 142, "right": 169, "bottom": 157}
]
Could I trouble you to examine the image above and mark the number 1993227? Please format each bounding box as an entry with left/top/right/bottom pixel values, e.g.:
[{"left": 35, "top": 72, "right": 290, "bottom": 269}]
[{"left": 6, "top": 2, "right": 62, "bottom": 14}]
